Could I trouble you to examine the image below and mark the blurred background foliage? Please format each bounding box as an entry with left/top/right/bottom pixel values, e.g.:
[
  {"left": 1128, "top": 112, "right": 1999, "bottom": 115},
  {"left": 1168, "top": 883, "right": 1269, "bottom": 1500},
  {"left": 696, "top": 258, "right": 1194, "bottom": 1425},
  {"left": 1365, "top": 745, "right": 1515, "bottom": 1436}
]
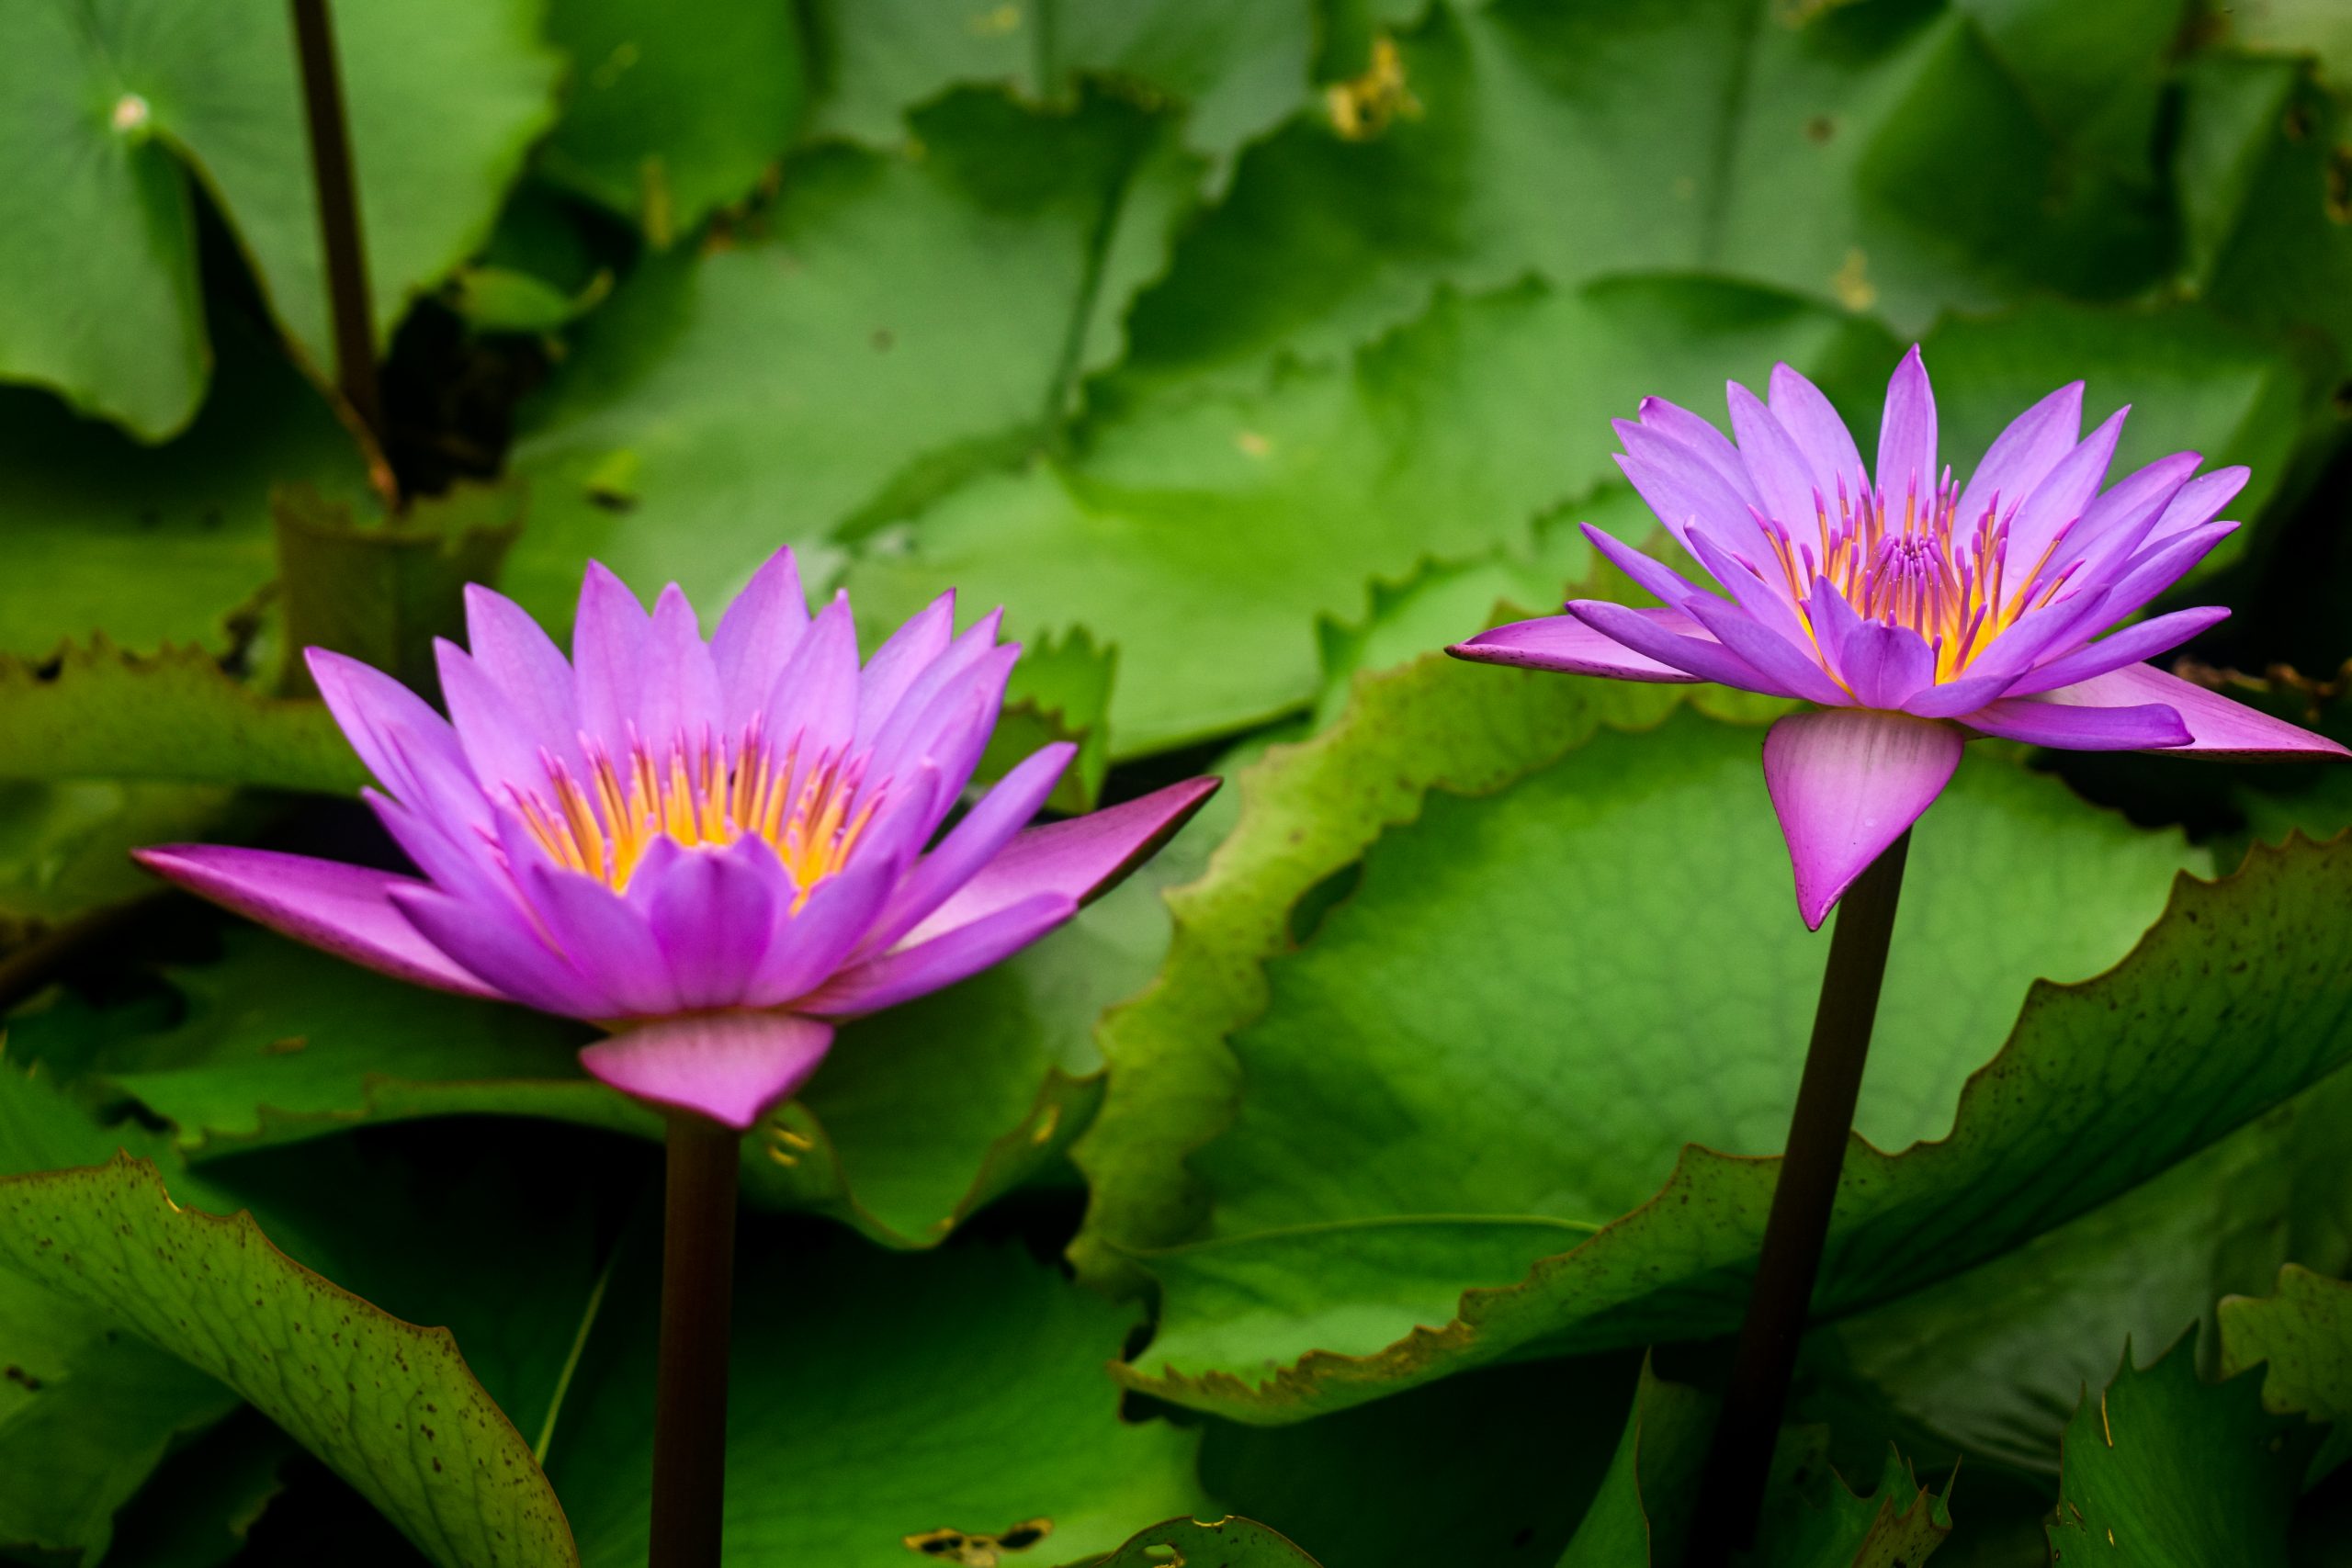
[{"left": 5, "top": 0, "right": 2352, "bottom": 1562}]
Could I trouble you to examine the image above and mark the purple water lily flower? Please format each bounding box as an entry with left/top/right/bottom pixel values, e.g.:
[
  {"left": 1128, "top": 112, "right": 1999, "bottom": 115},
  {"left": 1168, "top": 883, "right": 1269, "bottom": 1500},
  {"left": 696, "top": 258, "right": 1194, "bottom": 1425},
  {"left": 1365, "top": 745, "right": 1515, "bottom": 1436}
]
[
  {"left": 1451, "top": 346, "right": 2346, "bottom": 929},
  {"left": 138, "top": 551, "right": 1216, "bottom": 1129}
]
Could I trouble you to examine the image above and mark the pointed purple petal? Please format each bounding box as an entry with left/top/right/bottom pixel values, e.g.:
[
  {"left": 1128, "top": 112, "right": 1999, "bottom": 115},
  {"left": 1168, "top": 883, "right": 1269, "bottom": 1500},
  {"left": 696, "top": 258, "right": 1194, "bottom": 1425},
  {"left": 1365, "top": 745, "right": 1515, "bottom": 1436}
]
[
  {"left": 751, "top": 854, "right": 900, "bottom": 1005},
  {"left": 856, "top": 591, "right": 957, "bottom": 745},
  {"left": 1679, "top": 594, "right": 1849, "bottom": 707},
  {"left": 2005, "top": 407, "right": 2126, "bottom": 575},
  {"left": 1581, "top": 522, "right": 1713, "bottom": 610},
  {"left": 1960, "top": 696, "right": 2190, "bottom": 750},
  {"left": 1953, "top": 380, "right": 2082, "bottom": 533},
  {"left": 2143, "top": 467, "right": 2247, "bottom": 549},
  {"left": 768, "top": 592, "right": 862, "bottom": 763},
  {"left": 1680, "top": 525, "right": 1810, "bottom": 643},
  {"left": 1767, "top": 362, "right": 1868, "bottom": 502},
  {"left": 640, "top": 582, "right": 725, "bottom": 749},
  {"left": 1635, "top": 397, "right": 1759, "bottom": 507},
  {"left": 711, "top": 547, "right": 812, "bottom": 736},
  {"left": 462, "top": 584, "right": 582, "bottom": 776},
  {"left": 1565, "top": 600, "right": 1796, "bottom": 696},
  {"left": 895, "top": 776, "right": 1218, "bottom": 952},
  {"left": 134, "top": 846, "right": 497, "bottom": 998},
  {"left": 1762, "top": 708, "right": 1962, "bottom": 931},
  {"left": 858, "top": 743, "right": 1074, "bottom": 958},
  {"left": 2090, "top": 522, "right": 2240, "bottom": 625},
  {"left": 579, "top": 1012, "right": 833, "bottom": 1130},
  {"left": 1874, "top": 344, "right": 1937, "bottom": 509},
  {"left": 305, "top": 648, "right": 469, "bottom": 811},
  {"left": 2035, "top": 665, "right": 2351, "bottom": 759},
  {"left": 2044, "top": 451, "right": 2199, "bottom": 579},
  {"left": 573, "top": 561, "right": 650, "bottom": 760},
  {"left": 2005, "top": 606, "right": 2230, "bottom": 696},
  {"left": 799, "top": 893, "right": 1077, "bottom": 1018},
  {"left": 1614, "top": 434, "right": 1766, "bottom": 559},
  {"left": 436, "top": 639, "right": 554, "bottom": 804},
  {"left": 1725, "top": 381, "right": 1823, "bottom": 539},
  {"left": 1448, "top": 612, "right": 1705, "bottom": 682}
]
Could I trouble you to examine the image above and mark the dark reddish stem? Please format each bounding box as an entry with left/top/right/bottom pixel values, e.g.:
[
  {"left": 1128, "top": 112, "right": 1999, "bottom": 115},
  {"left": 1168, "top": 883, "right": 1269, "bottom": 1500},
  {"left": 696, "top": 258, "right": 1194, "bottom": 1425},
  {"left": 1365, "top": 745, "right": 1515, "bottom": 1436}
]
[
  {"left": 288, "top": 0, "right": 390, "bottom": 488},
  {"left": 1682, "top": 829, "right": 1911, "bottom": 1566},
  {"left": 650, "top": 1113, "right": 740, "bottom": 1568}
]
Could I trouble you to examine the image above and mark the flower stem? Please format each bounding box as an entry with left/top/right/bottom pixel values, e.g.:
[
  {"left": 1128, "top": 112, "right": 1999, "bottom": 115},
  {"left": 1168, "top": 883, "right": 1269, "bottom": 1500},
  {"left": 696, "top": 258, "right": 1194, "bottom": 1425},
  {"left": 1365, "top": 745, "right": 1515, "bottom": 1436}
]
[
  {"left": 288, "top": 0, "right": 392, "bottom": 496},
  {"left": 1682, "top": 829, "right": 1911, "bottom": 1567},
  {"left": 650, "top": 1113, "right": 740, "bottom": 1568}
]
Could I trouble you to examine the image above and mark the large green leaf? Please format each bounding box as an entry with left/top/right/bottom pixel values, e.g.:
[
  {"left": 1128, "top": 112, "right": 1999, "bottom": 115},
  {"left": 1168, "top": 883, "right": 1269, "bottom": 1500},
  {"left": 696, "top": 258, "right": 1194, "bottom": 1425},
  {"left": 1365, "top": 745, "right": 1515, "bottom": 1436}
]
[
  {"left": 538, "top": 0, "right": 806, "bottom": 242},
  {"left": 0, "top": 1067, "right": 577, "bottom": 1568},
  {"left": 805, "top": 0, "right": 1317, "bottom": 167},
  {"left": 0, "top": 641, "right": 360, "bottom": 794},
  {"left": 1081, "top": 650, "right": 2352, "bottom": 1421},
  {"left": 849, "top": 275, "right": 1889, "bottom": 756},
  {"left": 502, "top": 86, "right": 1198, "bottom": 628},
  {"left": 2220, "top": 1264, "right": 2352, "bottom": 1485},
  {"left": 1813, "top": 1064, "right": 2352, "bottom": 1474},
  {"left": 546, "top": 1230, "right": 1206, "bottom": 1568},
  {"left": 0, "top": 312, "right": 363, "bottom": 663},
  {"left": 1090, "top": 1516, "right": 1323, "bottom": 1566},
  {"left": 0, "top": 0, "right": 560, "bottom": 437},
  {"left": 2047, "top": 1334, "right": 2301, "bottom": 1566},
  {"left": 1114, "top": 0, "right": 2172, "bottom": 398}
]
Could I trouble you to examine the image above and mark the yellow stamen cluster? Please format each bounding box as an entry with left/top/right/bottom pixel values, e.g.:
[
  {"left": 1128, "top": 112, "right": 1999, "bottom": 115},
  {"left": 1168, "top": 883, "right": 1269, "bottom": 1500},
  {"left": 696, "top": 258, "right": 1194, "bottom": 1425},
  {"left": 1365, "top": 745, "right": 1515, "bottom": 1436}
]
[{"left": 514, "top": 730, "right": 879, "bottom": 898}]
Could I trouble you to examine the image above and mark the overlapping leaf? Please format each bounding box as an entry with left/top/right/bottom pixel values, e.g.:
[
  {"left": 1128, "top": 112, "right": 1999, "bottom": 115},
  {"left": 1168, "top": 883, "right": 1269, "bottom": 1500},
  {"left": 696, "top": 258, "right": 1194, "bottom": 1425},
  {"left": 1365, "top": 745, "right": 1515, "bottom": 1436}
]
[
  {"left": 0, "top": 0, "right": 560, "bottom": 436},
  {"left": 546, "top": 1232, "right": 1206, "bottom": 1568}
]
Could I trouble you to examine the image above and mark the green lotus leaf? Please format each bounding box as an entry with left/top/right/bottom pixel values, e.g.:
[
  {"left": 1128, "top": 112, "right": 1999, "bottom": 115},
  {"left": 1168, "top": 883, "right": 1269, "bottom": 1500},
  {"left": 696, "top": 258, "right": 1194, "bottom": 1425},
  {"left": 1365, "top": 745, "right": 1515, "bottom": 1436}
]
[
  {"left": 0, "top": 0, "right": 560, "bottom": 437},
  {"left": 2048, "top": 1332, "right": 2302, "bottom": 1565},
  {"left": 545, "top": 1230, "right": 1206, "bottom": 1568}
]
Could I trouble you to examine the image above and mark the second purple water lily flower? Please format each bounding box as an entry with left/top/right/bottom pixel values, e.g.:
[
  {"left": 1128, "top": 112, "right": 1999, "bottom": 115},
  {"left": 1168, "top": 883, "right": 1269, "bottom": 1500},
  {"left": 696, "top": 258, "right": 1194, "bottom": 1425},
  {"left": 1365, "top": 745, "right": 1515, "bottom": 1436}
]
[
  {"left": 1452, "top": 345, "right": 2346, "bottom": 928},
  {"left": 137, "top": 548, "right": 1216, "bottom": 1129}
]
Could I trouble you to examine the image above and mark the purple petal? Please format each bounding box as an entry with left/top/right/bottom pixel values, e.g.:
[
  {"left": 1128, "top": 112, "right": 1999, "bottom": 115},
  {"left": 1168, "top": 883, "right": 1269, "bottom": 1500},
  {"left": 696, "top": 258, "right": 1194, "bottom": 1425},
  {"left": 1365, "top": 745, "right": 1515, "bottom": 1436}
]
[
  {"left": 1614, "top": 431, "right": 1767, "bottom": 559},
  {"left": 435, "top": 639, "right": 552, "bottom": 804},
  {"left": 573, "top": 561, "right": 650, "bottom": 760},
  {"left": 2143, "top": 467, "right": 2247, "bottom": 549},
  {"left": 1448, "top": 612, "right": 1705, "bottom": 682},
  {"left": 1679, "top": 594, "right": 1849, "bottom": 707},
  {"left": 2088, "top": 522, "right": 2240, "bottom": 626},
  {"left": 1680, "top": 525, "right": 1810, "bottom": 645},
  {"left": 1835, "top": 619, "right": 1937, "bottom": 710},
  {"left": 1636, "top": 397, "right": 1759, "bottom": 507},
  {"left": 1953, "top": 380, "right": 2082, "bottom": 533},
  {"left": 2036, "top": 665, "right": 2351, "bottom": 759},
  {"left": 1762, "top": 708, "right": 1962, "bottom": 931},
  {"left": 305, "top": 648, "right": 469, "bottom": 812},
  {"left": 2005, "top": 606, "right": 2230, "bottom": 696},
  {"left": 524, "top": 860, "right": 684, "bottom": 1016},
  {"left": 711, "top": 547, "right": 812, "bottom": 736},
  {"left": 579, "top": 1012, "right": 833, "bottom": 1131},
  {"left": 639, "top": 583, "right": 725, "bottom": 750},
  {"left": 855, "top": 591, "right": 956, "bottom": 745},
  {"left": 798, "top": 892, "right": 1077, "bottom": 1017},
  {"left": 1725, "top": 381, "right": 1824, "bottom": 538},
  {"left": 1959, "top": 697, "right": 2190, "bottom": 750},
  {"left": 751, "top": 853, "right": 902, "bottom": 1005},
  {"left": 2004, "top": 407, "right": 2126, "bottom": 578},
  {"left": 133, "top": 846, "right": 497, "bottom": 998},
  {"left": 895, "top": 775, "right": 1219, "bottom": 950},
  {"left": 877, "top": 644, "right": 1021, "bottom": 822},
  {"left": 1565, "top": 600, "right": 1796, "bottom": 696},
  {"left": 861, "top": 742, "right": 1073, "bottom": 957},
  {"left": 390, "top": 885, "right": 614, "bottom": 1017},
  {"left": 461, "top": 584, "right": 583, "bottom": 777},
  {"left": 768, "top": 592, "right": 863, "bottom": 783},
  {"left": 1767, "top": 362, "right": 1868, "bottom": 502},
  {"left": 1874, "top": 344, "right": 1938, "bottom": 510},
  {"left": 643, "top": 837, "right": 785, "bottom": 1010},
  {"left": 1581, "top": 522, "right": 1713, "bottom": 610},
  {"left": 2044, "top": 452, "right": 2199, "bottom": 579}
]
